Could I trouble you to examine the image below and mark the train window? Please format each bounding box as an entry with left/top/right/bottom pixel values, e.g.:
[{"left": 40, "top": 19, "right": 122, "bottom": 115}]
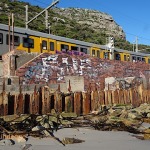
[
  {"left": 71, "top": 46, "right": 78, "bottom": 51},
  {"left": 80, "top": 48, "right": 87, "bottom": 54},
  {"left": 97, "top": 50, "right": 100, "bottom": 58},
  {"left": 124, "top": 55, "right": 127, "bottom": 61},
  {"left": 61, "top": 44, "right": 69, "bottom": 52},
  {"left": 50, "top": 42, "right": 54, "bottom": 51},
  {"left": 142, "top": 58, "right": 145, "bottom": 62},
  {"left": 148, "top": 59, "right": 150, "bottom": 64},
  {"left": 127, "top": 56, "right": 130, "bottom": 61},
  {"left": 0, "top": 33, "right": 3, "bottom": 44},
  {"left": 137, "top": 57, "right": 141, "bottom": 61},
  {"left": 92, "top": 49, "right": 95, "bottom": 56},
  {"left": 42, "top": 40, "right": 47, "bottom": 50},
  {"left": 115, "top": 54, "right": 120, "bottom": 60},
  {"left": 23, "top": 37, "right": 34, "bottom": 48},
  {"left": 6, "top": 34, "right": 20, "bottom": 46},
  {"left": 132, "top": 56, "right": 136, "bottom": 62},
  {"left": 104, "top": 52, "right": 109, "bottom": 59},
  {"left": 14, "top": 36, "right": 20, "bottom": 46}
]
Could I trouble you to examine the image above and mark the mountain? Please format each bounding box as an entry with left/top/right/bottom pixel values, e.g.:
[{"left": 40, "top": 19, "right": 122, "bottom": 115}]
[{"left": 0, "top": 0, "right": 150, "bottom": 51}]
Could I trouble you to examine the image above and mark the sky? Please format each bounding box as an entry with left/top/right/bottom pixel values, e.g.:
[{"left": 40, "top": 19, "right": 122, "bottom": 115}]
[{"left": 21, "top": 0, "right": 150, "bottom": 46}]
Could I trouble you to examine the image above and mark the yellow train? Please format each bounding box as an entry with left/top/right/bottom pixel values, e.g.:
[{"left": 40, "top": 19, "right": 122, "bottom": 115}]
[{"left": 0, "top": 23, "right": 150, "bottom": 63}]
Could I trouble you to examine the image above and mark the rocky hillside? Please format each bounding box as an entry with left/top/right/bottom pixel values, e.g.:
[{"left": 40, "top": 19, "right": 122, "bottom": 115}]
[
  {"left": 53, "top": 8, "right": 125, "bottom": 39},
  {"left": 0, "top": 0, "right": 150, "bottom": 51}
]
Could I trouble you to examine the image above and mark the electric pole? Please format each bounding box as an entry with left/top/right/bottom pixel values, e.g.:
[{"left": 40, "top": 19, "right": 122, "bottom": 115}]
[
  {"left": 25, "top": 0, "right": 59, "bottom": 30},
  {"left": 135, "top": 36, "right": 138, "bottom": 52}
]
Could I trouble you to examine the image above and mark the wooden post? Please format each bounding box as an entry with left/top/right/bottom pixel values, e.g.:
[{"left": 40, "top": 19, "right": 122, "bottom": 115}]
[
  {"left": 82, "top": 92, "right": 91, "bottom": 115},
  {"left": 74, "top": 92, "right": 82, "bottom": 116}
]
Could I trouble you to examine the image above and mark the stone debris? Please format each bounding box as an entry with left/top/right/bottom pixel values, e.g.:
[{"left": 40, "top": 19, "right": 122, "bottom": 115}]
[
  {"left": 62, "top": 137, "right": 85, "bottom": 144},
  {"left": 0, "top": 103, "right": 149, "bottom": 147}
]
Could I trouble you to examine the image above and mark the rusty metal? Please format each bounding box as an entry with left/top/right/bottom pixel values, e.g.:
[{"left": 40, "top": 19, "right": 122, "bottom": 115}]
[
  {"left": 16, "top": 93, "right": 24, "bottom": 115},
  {"left": 65, "top": 93, "right": 74, "bottom": 113},
  {"left": 118, "top": 90, "right": 124, "bottom": 104},
  {"left": 0, "top": 84, "right": 150, "bottom": 116},
  {"left": 74, "top": 92, "right": 82, "bottom": 115},
  {"left": 91, "top": 91, "right": 99, "bottom": 111},
  {"left": 54, "top": 91, "right": 62, "bottom": 113},
  {"left": 99, "top": 91, "right": 105, "bottom": 105},
  {"left": 82, "top": 92, "right": 91, "bottom": 115}
]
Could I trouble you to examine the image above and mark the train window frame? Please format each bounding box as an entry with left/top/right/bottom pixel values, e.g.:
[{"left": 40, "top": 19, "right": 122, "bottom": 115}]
[
  {"left": 104, "top": 52, "right": 109, "bottom": 59},
  {"left": 71, "top": 46, "right": 78, "bottom": 51},
  {"left": 23, "top": 37, "right": 34, "bottom": 48},
  {"left": 50, "top": 41, "right": 54, "bottom": 51},
  {"left": 132, "top": 56, "right": 136, "bottom": 62},
  {"left": 115, "top": 53, "right": 121, "bottom": 60},
  {"left": 42, "top": 40, "right": 47, "bottom": 50},
  {"left": 0, "top": 33, "right": 3, "bottom": 44},
  {"left": 124, "top": 55, "right": 127, "bottom": 61},
  {"left": 127, "top": 56, "right": 130, "bottom": 61},
  {"left": 61, "top": 44, "right": 69, "bottom": 52},
  {"left": 92, "top": 49, "right": 95, "bottom": 56},
  {"left": 80, "top": 47, "right": 87, "bottom": 54},
  {"left": 6, "top": 34, "right": 20, "bottom": 46},
  {"left": 142, "top": 58, "right": 145, "bottom": 62},
  {"left": 97, "top": 50, "right": 100, "bottom": 58},
  {"left": 137, "top": 57, "right": 141, "bottom": 61}
]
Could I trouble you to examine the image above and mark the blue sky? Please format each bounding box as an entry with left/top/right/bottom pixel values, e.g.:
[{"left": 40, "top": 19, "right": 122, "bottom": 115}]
[{"left": 21, "top": 0, "right": 150, "bottom": 46}]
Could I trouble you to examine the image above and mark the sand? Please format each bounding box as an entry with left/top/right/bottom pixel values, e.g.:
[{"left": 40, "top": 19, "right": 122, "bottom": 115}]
[{"left": 0, "top": 128, "right": 150, "bottom": 150}]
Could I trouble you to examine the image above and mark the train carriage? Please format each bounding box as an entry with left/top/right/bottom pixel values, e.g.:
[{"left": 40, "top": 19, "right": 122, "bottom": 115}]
[{"left": 0, "top": 23, "right": 150, "bottom": 64}]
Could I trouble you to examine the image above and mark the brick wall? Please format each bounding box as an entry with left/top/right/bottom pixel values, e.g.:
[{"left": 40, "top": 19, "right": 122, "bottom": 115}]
[{"left": 15, "top": 53, "right": 150, "bottom": 90}]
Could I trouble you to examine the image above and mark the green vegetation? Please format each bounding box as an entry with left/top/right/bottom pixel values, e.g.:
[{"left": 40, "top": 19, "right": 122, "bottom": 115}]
[{"left": 0, "top": 0, "right": 150, "bottom": 52}]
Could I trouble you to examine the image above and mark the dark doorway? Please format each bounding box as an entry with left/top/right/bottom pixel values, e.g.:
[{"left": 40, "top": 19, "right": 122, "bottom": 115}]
[
  {"left": 50, "top": 95, "right": 55, "bottom": 110},
  {"left": 62, "top": 94, "right": 65, "bottom": 112},
  {"left": 24, "top": 94, "right": 30, "bottom": 114},
  {"left": 8, "top": 94, "right": 14, "bottom": 115}
]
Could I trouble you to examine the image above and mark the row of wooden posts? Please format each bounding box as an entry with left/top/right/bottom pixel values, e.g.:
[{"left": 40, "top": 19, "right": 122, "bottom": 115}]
[{"left": 0, "top": 85, "right": 149, "bottom": 116}]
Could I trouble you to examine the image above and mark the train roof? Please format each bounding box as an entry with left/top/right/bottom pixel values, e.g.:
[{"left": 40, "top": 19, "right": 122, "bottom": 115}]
[
  {"left": 0, "top": 23, "right": 102, "bottom": 48},
  {"left": 114, "top": 47, "right": 150, "bottom": 57}
]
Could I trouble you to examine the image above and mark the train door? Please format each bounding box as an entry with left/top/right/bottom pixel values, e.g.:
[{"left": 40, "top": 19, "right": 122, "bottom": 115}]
[
  {"left": 123, "top": 54, "right": 130, "bottom": 61},
  {"left": 114, "top": 53, "right": 121, "bottom": 60},
  {"left": 104, "top": 51, "right": 109, "bottom": 59}
]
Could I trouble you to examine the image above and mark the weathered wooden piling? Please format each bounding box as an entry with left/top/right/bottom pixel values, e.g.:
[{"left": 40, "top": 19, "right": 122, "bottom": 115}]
[{"left": 0, "top": 84, "right": 149, "bottom": 116}]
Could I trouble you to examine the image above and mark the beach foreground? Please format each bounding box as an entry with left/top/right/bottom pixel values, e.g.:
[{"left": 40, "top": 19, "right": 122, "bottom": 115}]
[{"left": 0, "top": 128, "right": 149, "bottom": 150}]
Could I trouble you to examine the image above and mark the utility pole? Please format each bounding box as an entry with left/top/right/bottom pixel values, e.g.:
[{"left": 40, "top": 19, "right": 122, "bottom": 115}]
[
  {"left": 135, "top": 36, "right": 138, "bottom": 52},
  {"left": 25, "top": 5, "right": 28, "bottom": 29},
  {"left": 25, "top": 0, "right": 59, "bottom": 30},
  {"left": 133, "top": 41, "right": 135, "bottom": 52},
  {"left": 8, "top": 14, "right": 11, "bottom": 52},
  {"left": 12, "top": 13, "right": 14, "bottom": 50},
  {"left": 45, "top": 10, "right": 48, "bottom": 30}
]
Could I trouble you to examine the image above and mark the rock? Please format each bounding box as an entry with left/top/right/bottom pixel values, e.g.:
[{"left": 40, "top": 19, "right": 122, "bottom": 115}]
[
  {"left": 143, "top": 129, "right": 150, "bottom": 140},
  {"left": 128, "top": 112, "right": 142, "bottom": 119},
  {"left": 62, "top": 137, "right": 85, "bottom": 144},
  {"left": 61, "top": 112, "right": 77, "bottom": 118},
  {"left": 42, "top": 130, "right": 51, "bottom": 136},
  {"left": 12, "top": 135, "right": 27, "bottom": 143},
  {"left": 32, "top": 125, "right": 45, "bottom": 131},
  {"left": 120, "top": 109, "right": 128, "bottom": 118},
  {"left": 147, "top": 113, "right": 150, "bottom": 118}
]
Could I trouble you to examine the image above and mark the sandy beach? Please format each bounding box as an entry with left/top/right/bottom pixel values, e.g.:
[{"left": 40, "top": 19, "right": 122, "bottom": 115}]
[{"left": 0, "top": 127, "right": 149, "bottom": 150}]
